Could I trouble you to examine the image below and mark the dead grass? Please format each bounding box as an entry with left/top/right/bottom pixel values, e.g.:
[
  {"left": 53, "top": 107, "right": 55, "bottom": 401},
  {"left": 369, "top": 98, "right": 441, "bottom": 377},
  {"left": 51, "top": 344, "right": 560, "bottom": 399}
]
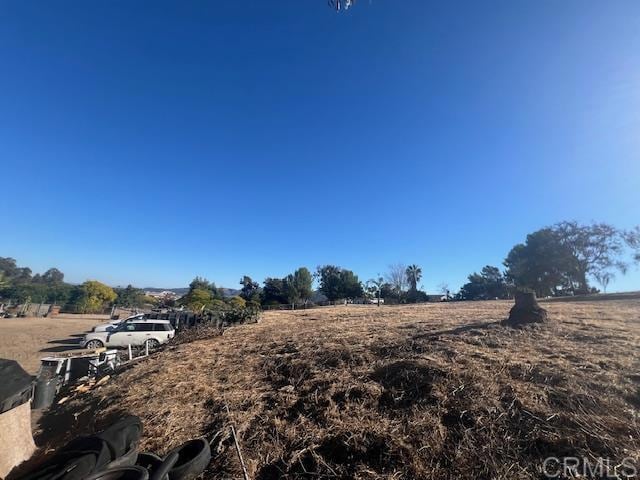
[
  {"left": 0, "top": 315, "right": 108, "bottom": 374},
  {"left": 34, "top": 301, "right": 640, "bottom": 479}
]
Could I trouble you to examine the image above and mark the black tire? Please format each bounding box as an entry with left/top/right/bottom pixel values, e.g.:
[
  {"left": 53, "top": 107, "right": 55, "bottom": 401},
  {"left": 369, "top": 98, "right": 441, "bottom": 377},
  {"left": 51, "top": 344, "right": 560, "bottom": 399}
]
[
  {"left": 166, "top": 439, "right": 211, "bottom": 480},
  {"left": 104, "top": 446, "right": 138, "bottom": 469},
  {"left": 145, "top": 339, "right": 160, "bottom": 351},
  {"left": 85, "top": 466, "right": 149, "bottom": 480},
  {"left": 149, "top": 452, "right": 178, "bottom": 480},
  {"left": 85, "top": 339, "right": 105, "bottom": 349},
  {"left": 97, "top": 416, "right": 143, "bottom": 459},
  {"left": 135, "top": 453, "right": 163, "bottom": 472}
]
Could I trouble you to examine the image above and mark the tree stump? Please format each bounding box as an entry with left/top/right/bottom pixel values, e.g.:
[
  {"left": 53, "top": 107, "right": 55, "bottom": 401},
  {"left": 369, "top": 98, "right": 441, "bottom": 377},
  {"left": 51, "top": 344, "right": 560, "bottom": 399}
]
[{"left": 503, "top": 291, "right": 548, "bottom": 327}]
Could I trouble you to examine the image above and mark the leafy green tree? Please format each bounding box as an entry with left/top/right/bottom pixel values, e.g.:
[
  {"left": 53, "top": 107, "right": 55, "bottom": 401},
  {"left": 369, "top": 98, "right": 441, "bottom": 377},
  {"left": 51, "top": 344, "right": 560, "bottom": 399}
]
[
  {"left": 77, "top": 280, "right": 117, "bottom": 313},
  {"left": 340, "top": 269, "right": 364, "bottom": 300},
  {"left": 186, "top": 276, "right": 223, "bottom": 300},
  {"left": 504, "top": 222, "right": 640, "bottom": 296},
  {"left": 0, "top": 257, "right": 32, "bottom": 284},
  {"left": 0, "top": 258, "right": 72, "bottom": 303},
  {"left": 228, "top": 296, "right": 246, "bottom": 309},
  {"left": 239, "top": 276, "right": 260, "bottom": 302},
  {"left": 0, "top": 271, "right": 9, "bottom": 290},
  {"left": 261, "top": 277, "right": 287, "bottom": 305},
  {"left": 42, "top": 268, "right": 64, "bottom": 284},
  {"left": 316, "top": 265, "right": 342, "bottom": 301},
  {"left": 553, "top": 221, "right": 637, "bottom": 293},
  {"left": 405, "top": 288, "right": 429, "bottom": 303},
  {"left": 287, "top": 267, "right": 313, "bottom": 305},
  {"left": 181, "top": 288, "right": 213, "bottom": 311},
  {"left": 115, "top": 285, "right": 146, "bottom": 308},
  {"left": 189, "top": 276, "right": 211, "bottom": 291},
  {"left": 282, "top": 275, "right": 298, "bottom": 304},
  {"left": 143, "top": 295, "right": 159, "bottom": 306},
  {"left": 459, "top": 266, "right": 510, "bottom": 300},
  {"left": 504, "top": 229, "right": 579, "bottom": 297},
  {"left": 316, "top": 265, "right": 363, "bottom": 301}
]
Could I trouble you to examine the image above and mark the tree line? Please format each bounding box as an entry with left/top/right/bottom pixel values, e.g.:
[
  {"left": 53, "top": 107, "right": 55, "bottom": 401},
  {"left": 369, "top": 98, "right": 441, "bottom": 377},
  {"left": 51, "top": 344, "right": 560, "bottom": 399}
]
[
  {"left": 0, "top": 258, "right": 157, "bottom": 313},
  {"left": 2, "top": 221, "right": 638, "bottom": 312},
  {"left": 458, "top": 221, "right": 640, "bottom": 300}
]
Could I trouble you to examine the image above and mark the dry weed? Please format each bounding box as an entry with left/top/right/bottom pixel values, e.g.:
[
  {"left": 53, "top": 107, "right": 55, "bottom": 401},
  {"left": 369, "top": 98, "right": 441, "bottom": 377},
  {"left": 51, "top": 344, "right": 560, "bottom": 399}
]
[{"left": 34, "top": 300, "right": 640, "bottom": 479}]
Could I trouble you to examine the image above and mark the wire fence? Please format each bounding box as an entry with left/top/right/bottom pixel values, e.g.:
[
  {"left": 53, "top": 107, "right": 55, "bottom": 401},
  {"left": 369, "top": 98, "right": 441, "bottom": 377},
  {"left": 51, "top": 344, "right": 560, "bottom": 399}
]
[{"left": 260, "top": 299, "right": 390, "bottom": 310}]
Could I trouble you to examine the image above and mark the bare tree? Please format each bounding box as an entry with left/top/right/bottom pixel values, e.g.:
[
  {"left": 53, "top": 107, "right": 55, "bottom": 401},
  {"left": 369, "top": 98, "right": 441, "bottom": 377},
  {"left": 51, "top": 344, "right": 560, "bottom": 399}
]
[
  {"left": 594, "top": 272, "right": 613, "bottom": 294},
  {"left": 437, "top": 282, "right": 450, "bottom": 296},
  {"left": 386, "top": 263, "right": 408, "bottom": 295}
]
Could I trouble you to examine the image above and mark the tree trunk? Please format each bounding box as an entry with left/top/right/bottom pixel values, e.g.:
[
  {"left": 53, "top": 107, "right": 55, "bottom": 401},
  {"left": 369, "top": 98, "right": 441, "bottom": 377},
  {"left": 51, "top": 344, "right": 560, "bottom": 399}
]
[{"left": 503, "top": 291, "right": 548, "bottom": 327}]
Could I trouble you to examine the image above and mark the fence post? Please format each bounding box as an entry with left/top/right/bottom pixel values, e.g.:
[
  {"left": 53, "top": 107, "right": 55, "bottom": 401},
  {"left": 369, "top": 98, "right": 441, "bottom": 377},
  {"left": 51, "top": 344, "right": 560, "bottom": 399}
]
[
  {"left": 128, "top": 344, "right": 132, "bottom": 361},
  {"left": 145, "top": 341, "right": 149, "bottom": 356}
]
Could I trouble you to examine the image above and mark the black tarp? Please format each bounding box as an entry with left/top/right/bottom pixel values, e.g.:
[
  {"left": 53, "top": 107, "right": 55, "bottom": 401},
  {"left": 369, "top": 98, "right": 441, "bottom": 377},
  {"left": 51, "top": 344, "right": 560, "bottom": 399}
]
[{"left": 0, "top": 358, "right": 34, "bottom": 413}]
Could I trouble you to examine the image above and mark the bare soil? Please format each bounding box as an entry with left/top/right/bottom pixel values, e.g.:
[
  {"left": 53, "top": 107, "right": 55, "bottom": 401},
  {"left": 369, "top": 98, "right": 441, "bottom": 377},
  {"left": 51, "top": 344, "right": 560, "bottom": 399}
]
[
  {"left": 0, "top": 315, "right": 108, "bottom": 374},
  {"left": 30, "top": 301, "right": 640, "bottom": 479}
]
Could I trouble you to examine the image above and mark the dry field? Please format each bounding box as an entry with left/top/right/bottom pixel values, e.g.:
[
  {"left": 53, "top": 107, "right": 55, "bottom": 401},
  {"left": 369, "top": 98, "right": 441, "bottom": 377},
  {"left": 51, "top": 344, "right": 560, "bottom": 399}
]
[
  {"left": 0, "top": 315, "right": 108, "bottom": 374},
  {"left": 33, "top": 301, "right": 640, "bottom": 479}
]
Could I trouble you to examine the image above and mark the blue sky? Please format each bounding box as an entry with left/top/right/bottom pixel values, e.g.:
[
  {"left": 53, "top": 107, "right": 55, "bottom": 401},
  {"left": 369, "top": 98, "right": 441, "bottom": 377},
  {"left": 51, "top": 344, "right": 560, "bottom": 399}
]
[{"left": 1, "top": 1, "right": 639, "bottom": 292}]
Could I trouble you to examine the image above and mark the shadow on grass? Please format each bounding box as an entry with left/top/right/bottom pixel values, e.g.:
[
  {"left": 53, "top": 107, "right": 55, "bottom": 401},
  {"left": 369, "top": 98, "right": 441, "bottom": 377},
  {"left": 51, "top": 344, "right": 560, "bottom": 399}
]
[
  {"left": 411, "top": 320, "right": 501, "bottom": 341},
  {"left": 39, "top": 345, "right": 82, "bottom": 353}
]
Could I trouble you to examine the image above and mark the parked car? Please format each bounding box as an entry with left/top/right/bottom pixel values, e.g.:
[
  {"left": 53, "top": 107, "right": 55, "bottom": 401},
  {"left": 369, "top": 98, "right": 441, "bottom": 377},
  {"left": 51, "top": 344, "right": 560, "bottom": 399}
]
[
  {"left": 92, "top": 313, "right": 145, "bottom": 332},
  {"left": 81, "top": 319, "right": 175, "bottom": 350}
]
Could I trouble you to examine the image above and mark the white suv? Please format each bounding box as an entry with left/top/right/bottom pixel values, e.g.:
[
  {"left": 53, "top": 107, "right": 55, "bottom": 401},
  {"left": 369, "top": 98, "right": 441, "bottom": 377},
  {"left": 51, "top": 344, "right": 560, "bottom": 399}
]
[
  {"left": 92, "top": 313, "right": 146, "bottom": 332},
  {"left": 81, "top": 319, "right": 175, "bottom": 350}
]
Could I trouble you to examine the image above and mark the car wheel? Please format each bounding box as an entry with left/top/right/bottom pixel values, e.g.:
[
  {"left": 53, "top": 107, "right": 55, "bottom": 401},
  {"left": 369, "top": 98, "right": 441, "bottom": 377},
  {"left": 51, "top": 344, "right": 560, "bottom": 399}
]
[
  {"left": 146, "top": 339, "right": 160, "bottom": 351},
  {"left": 86, "top": 339, "right": 105, "bottom": 349}
]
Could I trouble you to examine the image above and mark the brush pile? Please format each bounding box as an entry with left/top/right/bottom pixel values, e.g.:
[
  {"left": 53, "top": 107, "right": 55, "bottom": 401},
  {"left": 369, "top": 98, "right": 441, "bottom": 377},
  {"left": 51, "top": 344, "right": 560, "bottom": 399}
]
[{"left": 34, "top": 301, "right": 640, "bottom": 479}]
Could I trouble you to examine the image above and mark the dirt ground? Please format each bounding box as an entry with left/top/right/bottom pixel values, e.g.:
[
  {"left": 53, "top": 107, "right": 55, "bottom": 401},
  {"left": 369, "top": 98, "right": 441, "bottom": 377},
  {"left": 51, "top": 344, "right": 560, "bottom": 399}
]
[
  {"left": 29, "top": 300, "right": 640, "bottom": 479},
  {"left": 0, "top": 315, "right": 108, "bottom": 374}
]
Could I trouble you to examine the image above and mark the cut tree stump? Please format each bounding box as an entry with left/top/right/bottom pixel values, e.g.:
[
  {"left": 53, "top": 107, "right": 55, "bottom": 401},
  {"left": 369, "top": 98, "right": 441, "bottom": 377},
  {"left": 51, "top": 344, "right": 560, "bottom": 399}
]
[{"left": 503, "top": 291, "right": 548, "bottom": 327}]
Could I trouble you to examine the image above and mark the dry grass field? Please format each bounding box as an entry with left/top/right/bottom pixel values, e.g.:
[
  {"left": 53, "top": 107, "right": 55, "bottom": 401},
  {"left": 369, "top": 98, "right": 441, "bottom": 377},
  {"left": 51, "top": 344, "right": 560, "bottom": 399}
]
[
  {"left": 33, "top": 300, "right": 640, "bottom": 479},
  {"left": 0, "top": 315, "right": 108, "bottom": 374}
]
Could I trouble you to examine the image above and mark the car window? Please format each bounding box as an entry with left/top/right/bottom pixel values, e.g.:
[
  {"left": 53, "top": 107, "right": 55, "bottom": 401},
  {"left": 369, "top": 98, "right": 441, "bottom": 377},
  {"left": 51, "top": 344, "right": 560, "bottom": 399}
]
[
  {"left": 134, "top": 323, "right": 155, "bottom": 331},
  {"left": 154, "top": 323, "right": 172, "bottom": 331}
]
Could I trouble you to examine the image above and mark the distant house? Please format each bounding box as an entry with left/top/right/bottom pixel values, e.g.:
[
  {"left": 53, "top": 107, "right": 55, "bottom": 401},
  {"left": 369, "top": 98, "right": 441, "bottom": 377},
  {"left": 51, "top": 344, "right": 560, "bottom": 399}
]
[
  {"left": 145, "top": 290, "right": 180, "bottom": 301},
  {"left": 427, "top": 294, "right": 449, "bottom": 302}
]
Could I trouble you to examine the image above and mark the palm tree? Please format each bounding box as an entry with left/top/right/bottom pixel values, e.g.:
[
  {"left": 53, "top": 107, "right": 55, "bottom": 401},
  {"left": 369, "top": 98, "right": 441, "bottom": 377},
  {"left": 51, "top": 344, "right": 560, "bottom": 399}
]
[
  {"left": 366, "top": 276, "right": 384, "bottom": 307},
  {"left": 406, "top": 265, "right": 422, "bottom": 292}
]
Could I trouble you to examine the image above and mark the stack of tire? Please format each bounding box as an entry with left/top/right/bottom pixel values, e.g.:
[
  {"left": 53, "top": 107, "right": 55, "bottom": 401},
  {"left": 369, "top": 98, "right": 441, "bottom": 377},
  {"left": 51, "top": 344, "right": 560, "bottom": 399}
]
[{"left": 20, "top": 416, "right": 211, "bottom": 480}]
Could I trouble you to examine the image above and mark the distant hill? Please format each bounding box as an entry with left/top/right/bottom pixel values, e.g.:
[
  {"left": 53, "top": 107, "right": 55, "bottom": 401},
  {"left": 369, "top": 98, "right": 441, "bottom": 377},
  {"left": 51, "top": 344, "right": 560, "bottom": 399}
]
[
  {"left": 143, "top": 287, "right": 240, "bottom": 298},
  {"left": 219, "top": 288, "right": 241, "bottom": 298}
]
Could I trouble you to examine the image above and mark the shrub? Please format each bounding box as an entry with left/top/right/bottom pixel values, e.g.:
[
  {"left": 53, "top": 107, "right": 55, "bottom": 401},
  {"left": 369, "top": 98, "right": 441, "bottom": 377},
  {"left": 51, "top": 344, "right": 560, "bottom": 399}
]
[{"left": 228, "top": 296, "right": 246, "bottom": 308}]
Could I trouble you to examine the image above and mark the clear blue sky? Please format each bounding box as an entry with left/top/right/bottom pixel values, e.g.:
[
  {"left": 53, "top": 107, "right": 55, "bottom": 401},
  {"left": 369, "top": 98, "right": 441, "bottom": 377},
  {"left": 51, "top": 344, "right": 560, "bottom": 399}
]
[{"left": 1, "top": 1, "right": 639, "bottom": 292}]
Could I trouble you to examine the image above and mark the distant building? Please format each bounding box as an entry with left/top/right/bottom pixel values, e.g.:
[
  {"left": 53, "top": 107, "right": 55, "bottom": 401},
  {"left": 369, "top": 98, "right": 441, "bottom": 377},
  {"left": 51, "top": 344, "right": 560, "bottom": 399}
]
[
  {"left": 145, "top": 290, "right": 180, "bottom": 300},
  {"left": 427, "top": 294, "right": 449, "bottom": 302}
]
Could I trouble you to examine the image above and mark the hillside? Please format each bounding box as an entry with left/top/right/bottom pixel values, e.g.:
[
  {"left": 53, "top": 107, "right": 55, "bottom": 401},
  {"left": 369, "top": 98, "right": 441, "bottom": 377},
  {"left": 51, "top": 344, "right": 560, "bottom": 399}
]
[{"left": 34, "top": 301, "right": 640, "bottom": 479}]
